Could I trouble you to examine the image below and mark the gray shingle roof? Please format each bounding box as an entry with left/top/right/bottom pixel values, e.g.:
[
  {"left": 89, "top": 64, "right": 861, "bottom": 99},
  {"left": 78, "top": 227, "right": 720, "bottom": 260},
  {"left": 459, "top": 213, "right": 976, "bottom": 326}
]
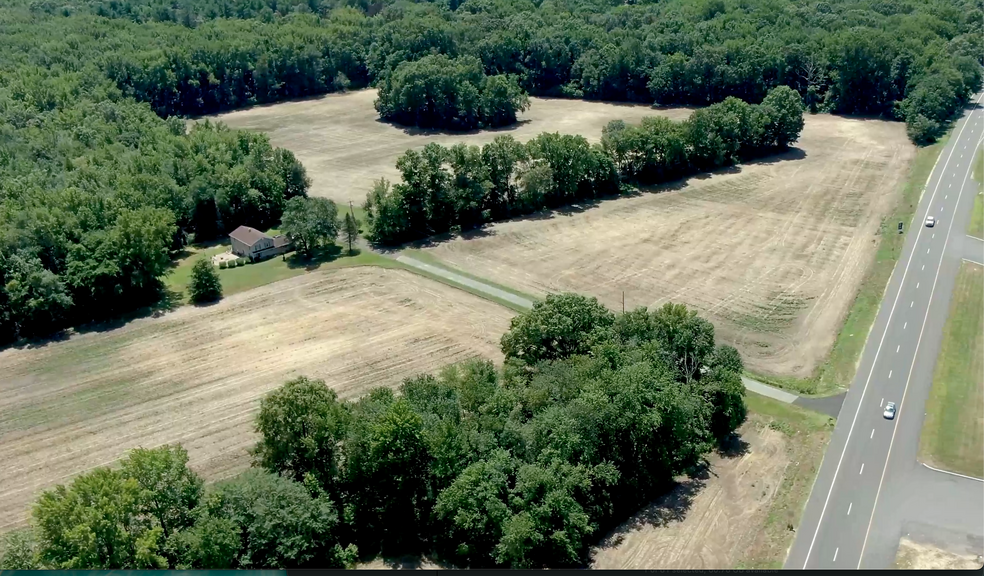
[{"left": 229, "top": 226, "right": 269, "bottom": 247}]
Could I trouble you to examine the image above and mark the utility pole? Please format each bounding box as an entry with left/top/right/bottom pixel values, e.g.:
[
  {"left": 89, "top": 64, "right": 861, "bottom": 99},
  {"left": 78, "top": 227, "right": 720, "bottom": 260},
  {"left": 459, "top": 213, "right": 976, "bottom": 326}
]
[{"left": 349, "top": 200, "right": 355, "bottom": 218}]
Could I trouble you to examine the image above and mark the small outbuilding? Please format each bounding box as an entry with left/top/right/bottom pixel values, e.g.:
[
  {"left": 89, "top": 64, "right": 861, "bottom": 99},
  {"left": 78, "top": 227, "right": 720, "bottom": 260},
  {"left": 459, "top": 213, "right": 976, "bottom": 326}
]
[{"left": 228, "top": 226, "right": 292, "bottom": 261}]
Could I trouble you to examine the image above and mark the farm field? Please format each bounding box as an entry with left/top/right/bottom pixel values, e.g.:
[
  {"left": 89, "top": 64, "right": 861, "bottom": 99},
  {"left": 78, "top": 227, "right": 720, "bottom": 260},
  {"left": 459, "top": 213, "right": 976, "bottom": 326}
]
[
  {"left": 210, "top": 89, "right": 687, "bottom": 206},
  {"left": 422, "top": 114, "right": 915, "bottom": 380},
  {"left": 0, "top": 267, "right": 513, "bottom": 531}
]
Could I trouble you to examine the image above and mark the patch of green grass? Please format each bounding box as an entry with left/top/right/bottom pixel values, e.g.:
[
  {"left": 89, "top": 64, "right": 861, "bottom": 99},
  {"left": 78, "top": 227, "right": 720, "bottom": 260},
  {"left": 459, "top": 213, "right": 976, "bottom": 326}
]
[
  {"left": 973, "top": 148, "right": 983, "bottom": 185},
  {"left": 402, "top": 249, "right": 542, "bottom": 305},
  {"left": 918, "top": 262, "right": 983, "bottom": 479},
  {"left": 970, "top": 194, "right": 983, "bottom": 239},
  {"left": 749, "top": 137, "right": 950, "bottom": 397},
  {"left": 737, "top": 392, "right": 835, "bottom": 569}
]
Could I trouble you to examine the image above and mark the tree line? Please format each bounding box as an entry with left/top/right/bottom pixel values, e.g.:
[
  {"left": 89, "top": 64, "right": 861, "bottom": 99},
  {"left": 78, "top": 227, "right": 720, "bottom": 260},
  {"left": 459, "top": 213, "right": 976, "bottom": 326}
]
[
  {"left": 0, "top": 295, "right": 747, "bottom": 569},
  {"left": 363, "top": 86, "right": 805, "bottom": 245},
  {"left": 10, "top": 0, "right": 981, "bottom": 139}
]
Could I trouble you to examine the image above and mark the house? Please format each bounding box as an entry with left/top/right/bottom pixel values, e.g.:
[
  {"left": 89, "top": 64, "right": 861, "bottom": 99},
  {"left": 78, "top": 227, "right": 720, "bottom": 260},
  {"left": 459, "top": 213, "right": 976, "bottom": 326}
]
[{"left": 229, "top": 226, "right": 292, "bottom": 260}]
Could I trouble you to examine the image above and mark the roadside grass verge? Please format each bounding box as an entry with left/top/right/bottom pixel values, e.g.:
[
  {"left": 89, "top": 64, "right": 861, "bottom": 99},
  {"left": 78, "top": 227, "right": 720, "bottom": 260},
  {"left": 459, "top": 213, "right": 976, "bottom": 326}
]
[
  {"left": 970, "top": 149, "right": 983, "bottom": 238},
  {"left": 918, "top": 262, "right": 984, "bottom": 479},
  {"left": 736, "top": 392, "right": 835, "bottom": 568},
  {"left": 748, "top": 137, "right": 949, "bottom": 396}
]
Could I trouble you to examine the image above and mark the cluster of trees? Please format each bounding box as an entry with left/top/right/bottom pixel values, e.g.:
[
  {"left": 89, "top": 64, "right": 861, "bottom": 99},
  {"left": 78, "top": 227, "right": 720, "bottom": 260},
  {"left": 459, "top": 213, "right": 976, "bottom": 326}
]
[
  {"left": 374, "top": 55, "right": 529, "bottom": 130},
  {"left": 1, "top": 295, "right": 747, "bottom": 569},
  {"left": 0, "top": 70, "right": 311, "bottom": 342},
  {"left": 364, "top": 87, "right": 804, "bottom": 245}
]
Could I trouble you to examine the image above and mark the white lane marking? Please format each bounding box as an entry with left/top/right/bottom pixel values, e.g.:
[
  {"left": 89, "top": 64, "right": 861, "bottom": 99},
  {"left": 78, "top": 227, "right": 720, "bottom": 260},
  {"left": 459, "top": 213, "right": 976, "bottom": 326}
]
[
  {"left": 859, "top": 463, "right": 864, "bottom": 475},
  {"left": 932, "top": 234, "right": 935, "bottom": 239},
  {"left": 945, "top": 195, "right": 948, "bottom": 199},
  {"left": 922, "top": 265, "right": 925, "bottom": 270},
  {"left": 858, "top": 102, "right": 983, "bottom": 567},
  {"left": 922, "top": 462, "right": 984, "bottom": 482},
  {"left": 927, "top": 248, "right": 931, "bottom": 253},
  {"left": 848, "top": 502, "right": 853, "bottom": 515},
  {"left": 802, "top": 93, "right": 982, "bottom": 570},
  {"left": 889, "top": 370, "right": 893, "bottom": 378},
  {"left": 897, "top": 344, "right": 900, "bottom": 352},
  {"left": 909, "top": 301, "right": 913, "bottom": 308},
  {"left": 833, "top": 548, "right": 839, "bottom": 562},
  {"left": 916, "top": 282, "right": 920, "bottom": 288},
  {"left": 880, "top": 398, "right": 884, "bottom": 407},
  {"left": 870, "top": 429, "right": 874, "bottom": 439},
  {"left": 904, "top": 321, "right": 908, "bottom": 329}
]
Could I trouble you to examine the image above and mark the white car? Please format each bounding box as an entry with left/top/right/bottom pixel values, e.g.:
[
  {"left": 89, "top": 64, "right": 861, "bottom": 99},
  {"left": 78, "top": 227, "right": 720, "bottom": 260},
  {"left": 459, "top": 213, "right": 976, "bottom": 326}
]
[
  {"left": 883, "top": 402, "right": 897, "bottom": 420},
  {"left": 925, "top": 216, "right": 936, "bottom": 227}
]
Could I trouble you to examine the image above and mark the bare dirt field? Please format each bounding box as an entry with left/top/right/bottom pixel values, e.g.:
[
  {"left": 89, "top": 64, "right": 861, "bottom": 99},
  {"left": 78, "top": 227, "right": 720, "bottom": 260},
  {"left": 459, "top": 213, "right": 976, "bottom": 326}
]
[
  {"left": 894, "top": 537, "right": 984, "bottom": 570},
  {"left": 0, "top": 267, "right": 513, "bottom": 531},
  {"left": 423, "top": 115, "right": 915, "bottom": 378},
  {"left": 209, "top": 89, "right": 684, "bottom": 206}
]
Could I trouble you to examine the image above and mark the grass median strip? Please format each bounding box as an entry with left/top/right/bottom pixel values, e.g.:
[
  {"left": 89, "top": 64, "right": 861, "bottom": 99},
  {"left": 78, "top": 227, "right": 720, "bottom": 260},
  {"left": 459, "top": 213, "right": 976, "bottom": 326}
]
[{"left": 917, "top": 262, "right": 984, "bottom": 479}]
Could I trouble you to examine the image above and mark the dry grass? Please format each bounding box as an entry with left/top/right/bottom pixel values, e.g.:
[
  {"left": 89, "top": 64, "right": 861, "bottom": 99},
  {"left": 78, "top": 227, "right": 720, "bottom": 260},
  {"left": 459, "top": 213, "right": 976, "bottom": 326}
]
[
  {"left": 0, "top": 267, "right": 514, "bottom": 531},
  {"left": 894, "top": 538, "right": 984, "bottom": 570},
  {"left": 423, "top": 114, "right": 914, "bottom": 380},
  {"left": 209, "top": 89, "right": 686, "bottom": 206}
]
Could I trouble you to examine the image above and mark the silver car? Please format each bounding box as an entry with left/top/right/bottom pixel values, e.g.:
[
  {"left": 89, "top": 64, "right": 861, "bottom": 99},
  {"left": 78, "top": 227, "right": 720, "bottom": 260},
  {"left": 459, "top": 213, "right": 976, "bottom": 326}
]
[
  {"left": 925, "top": 216, "right": 936, "bottom": 227},
  {"left": 883, "top": 402, "right": 897, "bottom": 420}
]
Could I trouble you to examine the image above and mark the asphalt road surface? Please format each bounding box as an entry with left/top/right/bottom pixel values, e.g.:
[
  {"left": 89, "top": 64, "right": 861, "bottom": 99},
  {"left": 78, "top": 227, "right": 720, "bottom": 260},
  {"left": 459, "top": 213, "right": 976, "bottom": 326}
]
[{"left": 785, "top": 96, "right": 984, "bottom": 569}]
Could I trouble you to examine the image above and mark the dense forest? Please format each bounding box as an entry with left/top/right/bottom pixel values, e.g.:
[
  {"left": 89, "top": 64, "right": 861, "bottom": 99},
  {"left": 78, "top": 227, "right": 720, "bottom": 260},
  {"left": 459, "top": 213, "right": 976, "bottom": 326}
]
[
  {"left": 1, "top": 0, "right": 981, "bottom": 340},
  {"left": 0, "top": 296, "right": 748, "bottom": 569},
  {"left": 364, "top": 86, "right": 804, "bottom": 244}
]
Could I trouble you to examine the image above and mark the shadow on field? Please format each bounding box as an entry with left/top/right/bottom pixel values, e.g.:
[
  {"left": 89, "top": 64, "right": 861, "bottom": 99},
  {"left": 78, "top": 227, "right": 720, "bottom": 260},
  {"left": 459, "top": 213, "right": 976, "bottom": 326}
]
[
  {"left": 383, "top": 145, "right": 807, "bottom": 252},
  {"left": 377, "top": 117, "right": 533, "bottom": 137}
]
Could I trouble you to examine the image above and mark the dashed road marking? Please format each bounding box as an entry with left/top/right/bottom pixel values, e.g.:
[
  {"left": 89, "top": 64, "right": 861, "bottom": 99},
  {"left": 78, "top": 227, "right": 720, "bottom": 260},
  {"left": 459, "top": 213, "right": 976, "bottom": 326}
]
[
  {"left": 860, "top": 463, "right": 865, "bottom": 475},
  {"left": 848, "top": 502, "right": 853, "bottom": 515},
  {"left": 833, "top": 548, "right": 839, "bottom": 562},
  {"left": 870, "top": 429, "right": 874, "bottom": 439}
]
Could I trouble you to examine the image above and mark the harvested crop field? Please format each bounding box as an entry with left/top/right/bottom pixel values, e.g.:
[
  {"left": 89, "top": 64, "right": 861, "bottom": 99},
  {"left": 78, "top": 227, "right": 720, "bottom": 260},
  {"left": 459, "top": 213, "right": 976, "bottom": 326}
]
[
  {"left": 0, "top": 267, "right": 513, "bottom": 531},
  {"left": 209, "top": 89, "right": 686, "bottom": 205},
  {"left": 424, "top": 114, "right": 915, "bottom": 378}
]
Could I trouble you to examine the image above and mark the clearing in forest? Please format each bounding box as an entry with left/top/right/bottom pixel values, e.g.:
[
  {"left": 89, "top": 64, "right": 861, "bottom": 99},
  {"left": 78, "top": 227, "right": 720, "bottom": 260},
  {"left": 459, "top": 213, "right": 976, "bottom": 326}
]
[
  {"left": 0, "top": 267, "right": 513, "bottom": 531},
  {"left": 209, "top": 89, "right": 685, "bottom": 206},
  {"left": 422, "top": 114, "right": 914, "bottom": 379}
]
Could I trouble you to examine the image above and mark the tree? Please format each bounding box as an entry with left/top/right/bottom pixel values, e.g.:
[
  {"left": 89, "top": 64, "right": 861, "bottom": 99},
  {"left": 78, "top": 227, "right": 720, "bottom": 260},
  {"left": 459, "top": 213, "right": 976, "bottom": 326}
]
[
  {"left": 33, "top": 468, "right": 166, "bottom": 569},
  {"left": 500, "top": 293, "right": 615, "bottom": 366},
  {"left": 1, "top": 251, "right": 73, "bottom": 340},
  {"left": 188, "top": 259, "right": 222, "bottom": 304},
  {"left": 0, "top": 530, "right": 39, "bottom": 569},
  {"left": 253, "top": 376, "right": 349, "bottom": 495},
  {"left": 119, "top": 445, "right": 204, "bottom": 539},
  {"left": 760, "top": 85, "right": 805, "bottom": 149},
  {"left": 205, "top": 469, "right": 347, "bottom": 568},
  {"left": 168, "top": 517, "right": 240, "bottom": 569},
  {"left": 343, "top": 212, "right": 359, "bottom": 254},
  {"left": 280, "top": 197, "right": 340, "bottom": 257}
]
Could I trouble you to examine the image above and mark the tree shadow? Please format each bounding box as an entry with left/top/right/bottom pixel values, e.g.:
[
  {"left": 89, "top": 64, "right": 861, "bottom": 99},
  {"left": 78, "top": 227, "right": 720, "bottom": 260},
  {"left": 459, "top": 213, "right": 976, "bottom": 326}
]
[
  {"left": 594, "top": 462, "right": 713, "bottom": 552},
  {"left": 375, "top": 117, "right": 533, "bottom": 137},
  {"left": 284, "top": 244, "right": 346, "bottom": 270},
  {"left": 716, "top": 433, "right": 751, "bottom": 459}
]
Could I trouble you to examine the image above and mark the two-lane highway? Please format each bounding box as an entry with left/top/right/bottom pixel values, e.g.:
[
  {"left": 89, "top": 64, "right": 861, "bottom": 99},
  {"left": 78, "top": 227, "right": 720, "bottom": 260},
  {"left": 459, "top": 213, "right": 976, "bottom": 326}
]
[{"left": 786, "top": 95, "right": 984, "bottom": 569}]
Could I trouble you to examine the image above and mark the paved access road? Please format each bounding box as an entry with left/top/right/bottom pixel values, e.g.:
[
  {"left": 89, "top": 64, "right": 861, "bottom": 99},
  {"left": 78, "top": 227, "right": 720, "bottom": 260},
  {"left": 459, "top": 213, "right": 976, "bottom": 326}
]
[{"left": 786, "top": 96, "right": 984, "bottom": 569}]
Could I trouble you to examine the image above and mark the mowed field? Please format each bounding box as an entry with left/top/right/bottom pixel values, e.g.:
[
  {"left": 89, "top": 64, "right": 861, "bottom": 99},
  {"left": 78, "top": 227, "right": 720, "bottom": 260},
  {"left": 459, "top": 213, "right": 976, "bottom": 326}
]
[
  {"left": 0, "top": 267, "right": 513, "bottom": 530},
  {"left": 210, "top": 89, "right": 686, "bottom": 205},
  {"left": 423, "top": 115, "right": 915, "bottom": 379}
]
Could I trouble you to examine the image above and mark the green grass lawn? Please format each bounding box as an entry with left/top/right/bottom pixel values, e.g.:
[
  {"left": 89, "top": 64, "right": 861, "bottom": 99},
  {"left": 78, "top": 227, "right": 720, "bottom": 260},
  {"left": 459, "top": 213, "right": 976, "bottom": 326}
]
[
  {"left": 164, "top": 243, "right": 395, "bottom": 304},
  {"left": 970, "top": 149, "right": 983, "bottom": 238},
  {"left": 402, "top": 249, "right": 541, "bottom": 305},
  {"left": 918, "top": 262, "right": 984, "bottom": 479},
  {"left": 735, "top": 392, "right": 835, "bottom": 568},
  {"left": 748, "top": 137, "right": 950, "bottom": 396}
]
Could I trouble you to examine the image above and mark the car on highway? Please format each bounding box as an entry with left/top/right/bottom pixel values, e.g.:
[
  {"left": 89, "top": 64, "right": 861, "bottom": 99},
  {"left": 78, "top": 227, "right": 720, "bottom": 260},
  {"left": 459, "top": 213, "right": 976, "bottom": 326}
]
[
  {"left": 883, "top": 402, "right": 897, "bottom": 419},
  {"left": 925, "top": 215, "right": 936, "bottom": 227}
]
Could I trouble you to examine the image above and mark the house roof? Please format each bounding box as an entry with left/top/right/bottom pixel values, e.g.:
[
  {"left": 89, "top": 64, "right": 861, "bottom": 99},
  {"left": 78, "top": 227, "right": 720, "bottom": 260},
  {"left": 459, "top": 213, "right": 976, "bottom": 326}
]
[
  {"left": 273, "top": 235, "right": 291, "bottom": 248},
  {"left": 229, "top": 226, "right": 270, "bottom": 247}
]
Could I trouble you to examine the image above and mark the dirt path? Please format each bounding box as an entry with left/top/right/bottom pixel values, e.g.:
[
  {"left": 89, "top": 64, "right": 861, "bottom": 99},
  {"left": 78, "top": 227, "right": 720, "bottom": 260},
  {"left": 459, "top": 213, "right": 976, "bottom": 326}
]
[{"left": 0, "top": 267, "right": 514, "bottom": 531}]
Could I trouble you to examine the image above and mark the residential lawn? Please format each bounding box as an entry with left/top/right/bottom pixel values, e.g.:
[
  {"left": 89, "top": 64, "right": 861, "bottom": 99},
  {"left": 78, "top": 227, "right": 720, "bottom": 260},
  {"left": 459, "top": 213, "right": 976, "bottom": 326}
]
[
  {"left": 748, "top": 137, "right": 949, "bottom": 396},
  {"left": 165, "top": 244, "right": 395, "bottom": 304},
  {"left": 736, "top": 392, "right": 835, "bottom": 568},
  {"left": 918, "top": 262, "right": 984, "bottom": 479}
]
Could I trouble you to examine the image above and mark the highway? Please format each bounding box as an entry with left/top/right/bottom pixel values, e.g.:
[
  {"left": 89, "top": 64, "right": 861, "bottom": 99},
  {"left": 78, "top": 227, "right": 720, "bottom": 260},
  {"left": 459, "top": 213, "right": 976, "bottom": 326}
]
[{"left": 785, "top": 95, "right": 984, "bottom": 569}]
